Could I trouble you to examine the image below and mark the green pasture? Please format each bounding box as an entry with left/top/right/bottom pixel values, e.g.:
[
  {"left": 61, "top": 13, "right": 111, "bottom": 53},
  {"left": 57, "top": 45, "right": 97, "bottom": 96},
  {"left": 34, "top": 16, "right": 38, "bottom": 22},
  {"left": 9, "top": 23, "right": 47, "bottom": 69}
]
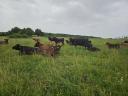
[{"left": 0, "top": 37, "right": 128, "bottom": 96}]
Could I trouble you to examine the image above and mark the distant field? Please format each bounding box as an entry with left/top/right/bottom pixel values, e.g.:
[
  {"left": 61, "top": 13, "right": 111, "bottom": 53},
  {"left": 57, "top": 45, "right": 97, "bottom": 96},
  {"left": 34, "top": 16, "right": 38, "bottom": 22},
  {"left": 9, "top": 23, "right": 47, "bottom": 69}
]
[{"left": 0, "top": 37, "right": 128, "bottom": 96}]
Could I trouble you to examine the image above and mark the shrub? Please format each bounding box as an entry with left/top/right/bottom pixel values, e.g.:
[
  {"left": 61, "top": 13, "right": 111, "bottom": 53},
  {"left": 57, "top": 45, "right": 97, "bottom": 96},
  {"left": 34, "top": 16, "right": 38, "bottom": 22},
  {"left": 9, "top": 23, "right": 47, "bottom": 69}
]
[{"left": 9, "top": 33, "right": 29, "bottom": 38}]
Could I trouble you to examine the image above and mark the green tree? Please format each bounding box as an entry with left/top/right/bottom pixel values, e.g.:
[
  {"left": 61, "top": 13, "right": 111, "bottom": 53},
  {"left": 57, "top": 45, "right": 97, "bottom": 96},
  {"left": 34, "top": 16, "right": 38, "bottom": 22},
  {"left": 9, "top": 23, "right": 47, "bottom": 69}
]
[
  {"left": 35, "top": 28, "right": 44, "bottom": 36},
  {"left": 24, "top": 28, "right": 34, "bottom": 36},
  {"left": 8, "top": 27, "right": 21, "bottom": 35}
]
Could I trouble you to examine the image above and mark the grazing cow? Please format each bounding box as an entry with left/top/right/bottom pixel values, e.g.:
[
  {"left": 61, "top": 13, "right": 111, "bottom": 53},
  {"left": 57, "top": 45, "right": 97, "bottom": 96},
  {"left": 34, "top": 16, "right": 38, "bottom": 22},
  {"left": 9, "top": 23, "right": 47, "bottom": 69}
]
[
  {"left": 34, "top": 41, "right": 62, "bottom": 56},
  {"left": 12, "top": 44, "right": 39, "bottom": 55},
  {"left": 106, "top": 42, "right": 120, "bottom": 49},
  {"left": 0, "top": 39, "right": 9, "bottom": 45},
  {"left": 48, "top": 37, "right": 64, "bottom": 45},
  {"left": 87, "top": 47, "right": 100, "bottom": 52},
  {"left": 67, "top": 38, "right": 92, "bottom": 49}
]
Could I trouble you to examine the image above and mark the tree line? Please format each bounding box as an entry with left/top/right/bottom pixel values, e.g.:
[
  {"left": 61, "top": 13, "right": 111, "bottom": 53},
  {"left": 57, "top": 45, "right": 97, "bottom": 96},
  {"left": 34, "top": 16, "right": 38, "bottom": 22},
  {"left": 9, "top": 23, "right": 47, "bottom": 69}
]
[
  {"left": 0, "top": 27, "right": 44, "bottom": 38},
  {"left": 0, "top": 27, "right": 99, "bottom": 38}
]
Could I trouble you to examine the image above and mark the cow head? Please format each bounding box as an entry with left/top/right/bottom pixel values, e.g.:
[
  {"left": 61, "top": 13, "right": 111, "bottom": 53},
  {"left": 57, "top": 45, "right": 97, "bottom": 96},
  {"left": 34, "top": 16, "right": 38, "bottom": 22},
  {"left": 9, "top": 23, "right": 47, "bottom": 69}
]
[{"left": 12, "top": 44, "right": 21, "bottom": 50}]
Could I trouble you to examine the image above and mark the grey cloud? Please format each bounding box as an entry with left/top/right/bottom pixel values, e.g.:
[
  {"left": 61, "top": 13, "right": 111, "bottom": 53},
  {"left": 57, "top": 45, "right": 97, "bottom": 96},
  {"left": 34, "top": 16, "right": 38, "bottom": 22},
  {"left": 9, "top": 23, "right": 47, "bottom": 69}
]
[{"left": 0, "top": 0, "right": 128, "bottom": 38}]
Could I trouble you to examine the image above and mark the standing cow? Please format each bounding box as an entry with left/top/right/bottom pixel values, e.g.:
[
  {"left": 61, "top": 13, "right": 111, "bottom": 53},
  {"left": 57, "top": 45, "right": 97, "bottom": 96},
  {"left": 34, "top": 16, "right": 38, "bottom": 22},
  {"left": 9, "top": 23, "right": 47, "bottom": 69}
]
[
  {"left": 66, "top": 38, "right": 92, "bottom": 49},
  {"left": 106, "top": 42, "right": 120, "bottom": 49},
  {"left": 48, "top": 37, "right": 64, "bottom": 45}
]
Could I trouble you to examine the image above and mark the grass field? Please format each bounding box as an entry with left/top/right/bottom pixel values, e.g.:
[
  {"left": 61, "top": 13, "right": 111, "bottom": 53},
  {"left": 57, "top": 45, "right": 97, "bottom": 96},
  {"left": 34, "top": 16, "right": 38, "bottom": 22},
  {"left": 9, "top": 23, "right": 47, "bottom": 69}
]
[{"left": 0, "top": 37, "right": 128, "bottom": 96}]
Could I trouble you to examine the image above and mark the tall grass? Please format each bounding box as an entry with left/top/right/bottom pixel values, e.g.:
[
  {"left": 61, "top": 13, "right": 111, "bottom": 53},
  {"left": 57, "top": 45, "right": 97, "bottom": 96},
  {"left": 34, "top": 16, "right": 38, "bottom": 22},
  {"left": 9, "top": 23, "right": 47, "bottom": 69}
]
[{"left": 0, "top": 37, "right": 128, "bottom": 96}]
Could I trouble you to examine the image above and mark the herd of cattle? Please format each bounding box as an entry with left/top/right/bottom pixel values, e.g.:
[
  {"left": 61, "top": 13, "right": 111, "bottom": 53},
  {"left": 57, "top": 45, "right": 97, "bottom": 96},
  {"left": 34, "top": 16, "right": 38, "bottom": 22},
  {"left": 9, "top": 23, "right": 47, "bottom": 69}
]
[{"left": 0, "top": 37, "right": 128, "bottom": 56}]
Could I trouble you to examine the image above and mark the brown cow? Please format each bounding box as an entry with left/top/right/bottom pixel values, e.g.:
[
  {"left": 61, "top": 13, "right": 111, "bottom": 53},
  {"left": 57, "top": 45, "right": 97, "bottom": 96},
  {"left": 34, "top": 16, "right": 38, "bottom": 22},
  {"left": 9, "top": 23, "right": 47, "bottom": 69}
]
[
  {"left": 0, "top": 39, "right": 9, "bottom": 45},
  {"left": 120, "top": 40, "right": 128, "bottom": 48},
  {"left": 120, "top": 43, "right": 128, "bottom": 48},
  {"left": 34, "top": 41, "right": 62, "bottom": 56},
  {"left": 106, "top": 42, "right": 120, "bottom": 49}
]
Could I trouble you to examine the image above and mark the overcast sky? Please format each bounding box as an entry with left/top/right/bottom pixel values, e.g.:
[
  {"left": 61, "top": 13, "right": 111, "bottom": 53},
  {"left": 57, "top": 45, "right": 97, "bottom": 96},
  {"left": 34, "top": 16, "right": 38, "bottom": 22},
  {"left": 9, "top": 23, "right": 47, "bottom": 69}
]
[{"left": 0, "top": 0, "right": 128, "bottom": 38}]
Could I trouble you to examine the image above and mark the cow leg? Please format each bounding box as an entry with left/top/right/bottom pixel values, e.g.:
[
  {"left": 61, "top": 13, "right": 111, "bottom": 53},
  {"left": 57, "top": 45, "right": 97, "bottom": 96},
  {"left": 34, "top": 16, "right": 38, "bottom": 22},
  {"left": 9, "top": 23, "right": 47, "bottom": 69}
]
[
  {"left": 48, "top": 51, "right": 53, "bottom": 57},
  {"left": 51, "top": 52, "right": 55, "bottom": 57}
]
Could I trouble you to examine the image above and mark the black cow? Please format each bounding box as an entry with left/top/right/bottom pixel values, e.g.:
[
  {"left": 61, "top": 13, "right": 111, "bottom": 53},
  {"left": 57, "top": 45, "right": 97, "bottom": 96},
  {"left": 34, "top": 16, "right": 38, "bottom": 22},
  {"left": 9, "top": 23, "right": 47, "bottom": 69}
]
[
  {"left": 124, "top": 40, "right": 128, "bottom": 43},
  {"left": 12, "top": 44, "right": 39, "bottom": 55},
  {"left": 48, "top": 37, "right": 64, "bottom": 45},
  {"left": 66, "top": 38, "right": 92, "bottom": 48}
]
